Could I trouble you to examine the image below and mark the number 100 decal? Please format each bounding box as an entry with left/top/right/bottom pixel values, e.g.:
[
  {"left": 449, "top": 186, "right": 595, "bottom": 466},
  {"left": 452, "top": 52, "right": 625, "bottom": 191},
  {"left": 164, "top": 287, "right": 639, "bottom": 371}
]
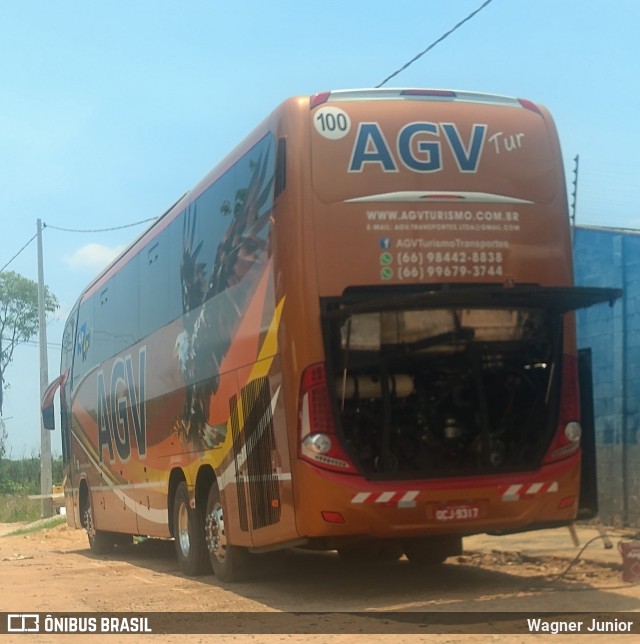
[{"left": 313, "top": 106, "right": 351, "bottom": 140}]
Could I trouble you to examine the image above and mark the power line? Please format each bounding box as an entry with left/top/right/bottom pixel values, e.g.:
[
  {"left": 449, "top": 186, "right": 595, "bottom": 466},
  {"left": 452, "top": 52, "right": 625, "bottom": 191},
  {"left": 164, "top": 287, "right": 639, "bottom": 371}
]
[
  {"left": 1, "top": 335, "right": 62, "bottom": 349},
  {"left": 376, "top": 0, "right": 496, "bottom": 88},
  {"left": 0, "top": 232, "right": 38, "bottom": 274},
  {"left": 44, "top": 217, "right": 157, "bottom": 234},
  {"left": 1, "top": 217, "right": 156, "bottom": 274}
]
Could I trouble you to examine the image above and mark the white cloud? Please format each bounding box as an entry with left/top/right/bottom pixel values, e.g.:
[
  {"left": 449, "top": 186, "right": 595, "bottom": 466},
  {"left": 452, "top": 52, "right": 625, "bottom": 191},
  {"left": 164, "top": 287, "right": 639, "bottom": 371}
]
[{"left": 63, "top": 243, "right": 126, "bottom": 272}]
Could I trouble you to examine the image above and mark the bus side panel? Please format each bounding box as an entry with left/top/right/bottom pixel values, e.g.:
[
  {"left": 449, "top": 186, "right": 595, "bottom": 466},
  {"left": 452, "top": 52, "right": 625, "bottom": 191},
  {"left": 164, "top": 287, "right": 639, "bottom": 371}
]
[
  {"left": 221, "top": 357, "right": 296, "bottom": 548},
  {"left": 69, "top": 331, "right": 181, "bottom": 539},
  {"left": 270, "top": 99, "right": 330, "bottom": 545},
  {"left": 71, "top": 390, "right": 141, "bottom": 536}
]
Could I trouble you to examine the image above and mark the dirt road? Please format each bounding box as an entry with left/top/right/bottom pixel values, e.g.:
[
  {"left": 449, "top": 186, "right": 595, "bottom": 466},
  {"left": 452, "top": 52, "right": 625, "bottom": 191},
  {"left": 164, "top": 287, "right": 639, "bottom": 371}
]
[{"left": 1, "top": 522, "right": 639, "bottom": 643}]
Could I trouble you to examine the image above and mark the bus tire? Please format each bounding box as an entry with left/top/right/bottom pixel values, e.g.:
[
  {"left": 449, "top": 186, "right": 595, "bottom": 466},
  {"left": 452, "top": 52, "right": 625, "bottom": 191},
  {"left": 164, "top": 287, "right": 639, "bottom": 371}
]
[
  {"left": 83, "top": 506, "right": 114, "bottom": 555},
  {"left": 173, "top": 481, "right": 210, "bottom": 576},
  {"left": 403, "top": 535, "right": 462, "bottom": 566},
  {"left": 205, "top": 484, "right": 249, "bottom": 583}
]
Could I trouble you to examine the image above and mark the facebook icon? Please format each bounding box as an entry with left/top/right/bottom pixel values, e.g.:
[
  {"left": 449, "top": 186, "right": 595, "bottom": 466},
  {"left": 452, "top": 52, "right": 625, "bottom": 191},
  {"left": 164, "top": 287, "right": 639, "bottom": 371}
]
[{"left": 379, "top": 237, "right": 391, "bottom": 249}]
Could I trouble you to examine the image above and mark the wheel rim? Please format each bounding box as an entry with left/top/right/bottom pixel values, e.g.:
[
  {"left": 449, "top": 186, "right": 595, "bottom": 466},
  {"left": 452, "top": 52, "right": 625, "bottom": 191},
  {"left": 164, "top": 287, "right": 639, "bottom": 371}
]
[
  {"left": 205, "top": 501, "right": 226, "bottom": 562},
  {"left": 177, "top": 501, "right": 190, "bottom": 556},
  {"left": 84, "top": 507, "right": 96, "bottom": 540}
]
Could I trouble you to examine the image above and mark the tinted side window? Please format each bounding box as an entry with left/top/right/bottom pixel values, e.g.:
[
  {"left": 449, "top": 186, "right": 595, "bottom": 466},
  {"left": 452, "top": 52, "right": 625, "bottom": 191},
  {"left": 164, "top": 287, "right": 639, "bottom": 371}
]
[
  {"left": 73, "top": 297, "right": 95, "bottom": 388},
  {"left": 73, "top": 135, "right": 277, "bottom": 363},
  {"left": 92, "top": 256, "right": 140, "bottom": 365},
  {"left": 140, "top": 238, "right": 169, "bottom": 338},
  {"left": 60, "top": 305, "right": 78, "bottom": 462},
  {"left": 178, "top": 134, "right": 276, "bottom": 316}
]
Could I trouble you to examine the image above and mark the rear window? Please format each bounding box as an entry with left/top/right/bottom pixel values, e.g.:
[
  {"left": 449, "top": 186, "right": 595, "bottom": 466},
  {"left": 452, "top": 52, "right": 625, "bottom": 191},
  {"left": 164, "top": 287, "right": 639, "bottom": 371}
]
[{"left": 341, "top": 308, "right": 548, "bottom": 352}]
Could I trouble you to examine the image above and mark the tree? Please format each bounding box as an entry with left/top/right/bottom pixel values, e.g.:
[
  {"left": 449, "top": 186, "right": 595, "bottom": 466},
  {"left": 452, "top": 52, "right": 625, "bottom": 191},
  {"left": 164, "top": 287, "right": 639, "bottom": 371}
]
[
  {"left": 0, "top": 417, "right": 7, "bottom": 460},
  {"left": 0, "top": 270, "right": 59, "bottom": 416}
]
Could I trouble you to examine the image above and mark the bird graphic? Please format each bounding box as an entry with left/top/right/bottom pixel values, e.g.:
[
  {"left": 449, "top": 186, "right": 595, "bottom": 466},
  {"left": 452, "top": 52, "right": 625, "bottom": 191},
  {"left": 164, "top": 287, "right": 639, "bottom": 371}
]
[{"left": 173, "top": 143, "right": 274, "bottom": 451}]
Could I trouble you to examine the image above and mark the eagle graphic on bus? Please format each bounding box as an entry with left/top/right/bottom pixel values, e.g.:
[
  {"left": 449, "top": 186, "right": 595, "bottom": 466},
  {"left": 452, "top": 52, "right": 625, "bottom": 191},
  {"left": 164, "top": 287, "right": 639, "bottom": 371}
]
[{"left": 174, "top": 145, "right": 275, "bottom": 452}]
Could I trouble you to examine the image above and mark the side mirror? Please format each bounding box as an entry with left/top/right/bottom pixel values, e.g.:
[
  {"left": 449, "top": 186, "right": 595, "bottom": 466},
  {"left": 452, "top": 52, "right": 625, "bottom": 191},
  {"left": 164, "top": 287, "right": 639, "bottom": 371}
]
[
  {"left": 41, "top": 372, "right": 67, "bottom": 431},
  {"left": 43, "top": 403, "right": 55, "bottom": 430}
]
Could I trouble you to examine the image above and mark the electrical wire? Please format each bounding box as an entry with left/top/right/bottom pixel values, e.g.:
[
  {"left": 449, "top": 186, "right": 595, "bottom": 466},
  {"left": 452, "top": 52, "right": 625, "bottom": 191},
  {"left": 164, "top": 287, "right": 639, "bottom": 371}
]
[
  {"left": 1, "top": 217, "right": 156, "bottom": 274},
  {"left": 0, "top": 232, "right": 38, "bottom": 274},
  {"left": 551, "top": 534, "right": 616, "bottom": 582},
  {"left": 376, "top": 0, "right": 496, "bottom": 88},
  {"left": 1, "top": 335, "right": 62, "bottom": 349},
  {"left": 552, "top": 534, "right": 604, "bottom": 581},
  {"left": 44, "top": 217, "right": 157, "bottom": 234}
]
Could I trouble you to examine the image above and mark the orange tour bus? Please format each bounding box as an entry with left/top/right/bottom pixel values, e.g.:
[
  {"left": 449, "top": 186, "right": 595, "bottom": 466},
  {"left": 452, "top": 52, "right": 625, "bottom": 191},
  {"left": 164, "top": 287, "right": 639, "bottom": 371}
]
[{"left": 43, "top": 88, "right": 619, "bottom": 581}]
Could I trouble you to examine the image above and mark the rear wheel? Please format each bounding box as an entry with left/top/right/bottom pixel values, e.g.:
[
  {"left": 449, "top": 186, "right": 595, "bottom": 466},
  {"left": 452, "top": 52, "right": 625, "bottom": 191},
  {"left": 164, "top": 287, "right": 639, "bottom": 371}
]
[
  {"left": 173, "top": 481, "right": 210, "bottom": 576},
  {"left": 83, "top": 505, "right": 115, "bottom": 555},
  {"left": 205, "top": 484, "right": 250, "bottom": 582}
]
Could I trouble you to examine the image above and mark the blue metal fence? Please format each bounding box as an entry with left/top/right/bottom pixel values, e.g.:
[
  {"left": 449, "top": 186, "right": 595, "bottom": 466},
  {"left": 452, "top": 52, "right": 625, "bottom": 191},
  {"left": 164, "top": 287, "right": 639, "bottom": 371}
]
[{"left": 574, "top": 226, "right": 640, "bottom": 526}]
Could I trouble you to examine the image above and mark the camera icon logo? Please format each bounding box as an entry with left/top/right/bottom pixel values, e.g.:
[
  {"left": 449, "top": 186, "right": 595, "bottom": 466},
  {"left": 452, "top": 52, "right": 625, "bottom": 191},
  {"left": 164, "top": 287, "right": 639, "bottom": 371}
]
[{"left": 7, "top": 614, "right": 40, "bottom": 633}]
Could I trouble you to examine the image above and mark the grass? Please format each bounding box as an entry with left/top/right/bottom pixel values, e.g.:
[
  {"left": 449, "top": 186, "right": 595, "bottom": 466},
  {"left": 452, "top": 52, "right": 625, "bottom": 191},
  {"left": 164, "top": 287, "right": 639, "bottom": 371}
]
[
  {"left": 1, "top": 515, "right": 66, "bottom": 537},
  {"left": 0, "top": 493, "right": 43, "bottom": 523}
]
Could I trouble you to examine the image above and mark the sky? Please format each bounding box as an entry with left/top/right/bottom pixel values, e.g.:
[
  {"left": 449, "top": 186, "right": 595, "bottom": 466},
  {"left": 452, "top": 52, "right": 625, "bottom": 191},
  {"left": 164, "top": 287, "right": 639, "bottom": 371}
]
[{"left": 1, "top": 0, "right": 639, "bottom": 457}]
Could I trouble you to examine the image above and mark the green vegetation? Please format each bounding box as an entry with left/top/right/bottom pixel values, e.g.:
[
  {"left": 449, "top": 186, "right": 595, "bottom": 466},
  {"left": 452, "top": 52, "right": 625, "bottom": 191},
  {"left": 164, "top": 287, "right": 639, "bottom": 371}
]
[
  {"left": 1, "top": 515, "right": 65, "bottom": 537},
  {"left": 0, "top": 493, "right": 46, "bottom": 523},
  {"left": 0, "top": 270, "right": 59, "bottom": 418},
  {"left": 0, "top": 455, "right": 64, "bottom": 522}
]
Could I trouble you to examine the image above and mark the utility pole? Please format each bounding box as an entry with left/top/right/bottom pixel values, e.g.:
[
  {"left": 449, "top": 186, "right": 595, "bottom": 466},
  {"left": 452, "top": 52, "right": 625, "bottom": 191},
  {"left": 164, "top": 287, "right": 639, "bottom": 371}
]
[{"left": 37, "top": 219, "right": 53, "bottom": 518}]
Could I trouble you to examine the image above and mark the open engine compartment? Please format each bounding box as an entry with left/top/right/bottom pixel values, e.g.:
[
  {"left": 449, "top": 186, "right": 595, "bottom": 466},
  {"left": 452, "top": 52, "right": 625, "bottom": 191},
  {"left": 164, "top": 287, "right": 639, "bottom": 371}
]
[{"left": 321, "top": 287, "right": 564, "bottom": 479}]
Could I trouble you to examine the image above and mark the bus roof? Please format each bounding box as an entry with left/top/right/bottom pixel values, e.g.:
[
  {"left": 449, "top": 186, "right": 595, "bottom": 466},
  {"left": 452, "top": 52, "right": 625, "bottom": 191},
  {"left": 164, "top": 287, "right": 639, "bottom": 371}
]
[
  {"left": 78, "top": 88, "right": 551, "bottom": 302},
  {"left": 310, "top": 88, "right": 542, "bottom": 113}
]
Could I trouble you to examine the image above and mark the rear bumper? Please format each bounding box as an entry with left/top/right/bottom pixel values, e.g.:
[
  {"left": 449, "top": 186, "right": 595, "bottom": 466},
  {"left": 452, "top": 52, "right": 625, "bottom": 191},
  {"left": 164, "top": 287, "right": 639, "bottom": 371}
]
[{"left": 293, "top": 453, "right": 580, "bottom": 539}]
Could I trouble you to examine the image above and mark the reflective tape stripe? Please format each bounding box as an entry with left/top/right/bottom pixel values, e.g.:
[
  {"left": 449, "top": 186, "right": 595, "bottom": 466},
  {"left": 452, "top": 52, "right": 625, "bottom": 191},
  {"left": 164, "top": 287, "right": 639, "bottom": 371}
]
[
  {"left": 350, "top": 490, "right": 420, "bottom": 507},
  {"left": 502, "top": 484, "right": 522, "bottom": 502},
  {"left": 501, "top": 481, "right": 559, "bottom": 502}
]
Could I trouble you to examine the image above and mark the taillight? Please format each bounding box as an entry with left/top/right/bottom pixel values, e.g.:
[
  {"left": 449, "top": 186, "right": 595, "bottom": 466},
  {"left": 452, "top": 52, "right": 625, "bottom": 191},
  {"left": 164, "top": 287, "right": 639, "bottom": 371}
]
[
  {"left": 545, "top": 354, "right": 582, "bottom": 462},
  {"left": 518, "top": 98, "right": 543, "bottom": 115},
  {"left": 310, "top": 92, "right": 331, "bottom": 109},
  {"left": 298, "top": 363, "right": 357, "bottom": 473}
]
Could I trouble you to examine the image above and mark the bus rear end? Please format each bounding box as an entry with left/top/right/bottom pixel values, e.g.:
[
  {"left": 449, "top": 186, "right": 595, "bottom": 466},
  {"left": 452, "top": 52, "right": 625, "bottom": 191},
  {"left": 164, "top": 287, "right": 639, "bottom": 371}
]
[{"left": 290, "top": 89, "right": 614, "bottom": 558}]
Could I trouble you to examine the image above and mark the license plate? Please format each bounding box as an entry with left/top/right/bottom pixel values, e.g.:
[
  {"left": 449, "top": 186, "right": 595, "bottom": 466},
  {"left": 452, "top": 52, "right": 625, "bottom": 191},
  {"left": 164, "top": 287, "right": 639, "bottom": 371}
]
[{"left": 428, "top": 500, "right": 487, "bottom": 523}]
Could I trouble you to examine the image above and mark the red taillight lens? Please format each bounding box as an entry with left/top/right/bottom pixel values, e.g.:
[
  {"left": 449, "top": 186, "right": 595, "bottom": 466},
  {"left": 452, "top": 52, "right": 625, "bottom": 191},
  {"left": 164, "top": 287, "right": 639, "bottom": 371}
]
[
  {"left": 518, "top": 98, "right": 543, "bottom": 115},
  {"left": 298, "top": 363, "right": 357, "bottom": 474},
  {"left": 310, "top": 92, "right": 331, "bottom": 109},
  {"left": 321, "top": 511, "right": 346, "bottom": 524},
  {"left": 300, "top": 363, "right": 334, "bottom": 431},
  {"left": 545, "top": 354, "right": 582, "bottom": 462},
  {"left": 558, "top": 496, "right": 576, "bottom": 510}
]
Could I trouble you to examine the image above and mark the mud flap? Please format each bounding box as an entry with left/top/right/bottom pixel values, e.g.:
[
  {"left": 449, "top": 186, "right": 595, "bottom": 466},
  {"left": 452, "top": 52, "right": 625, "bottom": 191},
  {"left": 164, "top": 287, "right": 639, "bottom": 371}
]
[{"left": 577, "top": 348, "right": 598, "bottom": 519}]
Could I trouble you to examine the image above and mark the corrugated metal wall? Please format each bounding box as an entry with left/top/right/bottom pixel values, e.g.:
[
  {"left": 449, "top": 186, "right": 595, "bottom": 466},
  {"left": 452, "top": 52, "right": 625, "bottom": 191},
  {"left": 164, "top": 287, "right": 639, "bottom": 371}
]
[{"left": 574, "top": 226, "right": 640, "bottom": 526}]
